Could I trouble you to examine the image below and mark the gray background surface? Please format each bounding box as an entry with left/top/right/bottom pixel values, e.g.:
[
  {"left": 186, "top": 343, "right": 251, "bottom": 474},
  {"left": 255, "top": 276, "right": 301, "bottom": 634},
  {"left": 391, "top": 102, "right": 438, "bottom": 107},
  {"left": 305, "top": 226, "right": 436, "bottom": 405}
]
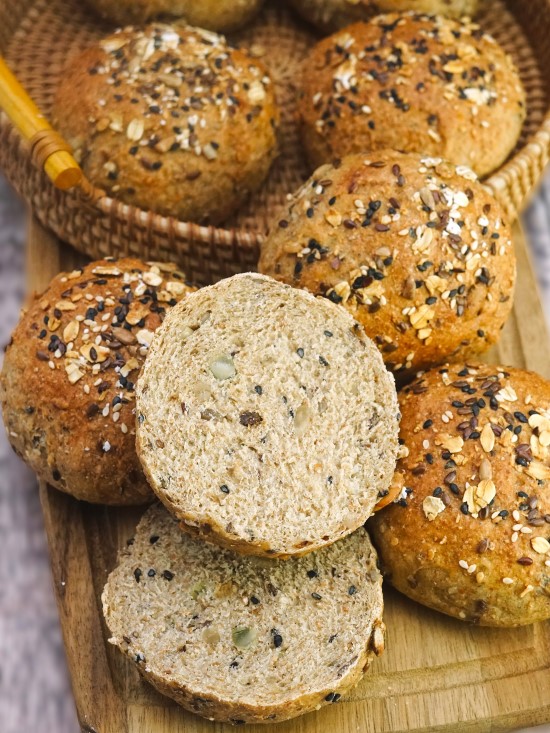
[{"left": 1, "top": 172, "right": 550, "bottom": 733}]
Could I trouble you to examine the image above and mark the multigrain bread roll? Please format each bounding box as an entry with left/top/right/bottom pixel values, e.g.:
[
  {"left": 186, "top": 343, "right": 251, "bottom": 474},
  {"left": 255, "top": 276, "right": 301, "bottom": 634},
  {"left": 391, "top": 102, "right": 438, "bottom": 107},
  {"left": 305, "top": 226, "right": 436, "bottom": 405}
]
[
  {"left": 259, "top": 151, "right": 516, "bottom": 377},
  {"left": 136, "top": 273, "right": 400, "bottom": 558},
  {"left": 289, "top": 0, "right": 479, "bottom": 32},
  {"left": 52, "top": 24, "right": 279, "bottom": 225},
  {"left": 0, "top": 259, "right": 195, "bottom": 505},
  {"left": 84, "top": 0, "right": 264, "bottom": 32},
  {"left": 103, "top": 504, "right": 386, "bottom": 724},
  {"left": 298, "top": 13, "right": 526, "bottom": 177},
  {"left": 370, "top": 363, "right": 550, "bottom": 627}
]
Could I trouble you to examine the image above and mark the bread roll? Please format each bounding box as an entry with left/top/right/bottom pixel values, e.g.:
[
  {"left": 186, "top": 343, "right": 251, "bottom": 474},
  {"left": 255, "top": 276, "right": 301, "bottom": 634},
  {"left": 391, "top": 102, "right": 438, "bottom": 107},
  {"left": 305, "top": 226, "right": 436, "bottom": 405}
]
[
  {"left": 298, "top": 12, "right": 525, "bottom": 177},
  {"left": 136, "top": 273, "right": 399, "bottom": 558},
  {"left": 259, "top": 150, "right": 516, "bottom": 377},
  {"left": 53, "top": 24, "right": 279, "bottom": 224},
  {"left": 0, "top": 258, "right": 195, "bottom": 504},
  {"left": 289, "top": 0, "right": 479, "bottom": 32},
  {"left": 103, "top": 504, "right": 385, "bottom": 724},
  {"left": 84, "top": 0, "right": 264, "bottom": 32},
  {"left": 370, "top": 362, "right": 550, "bottom": 626}
]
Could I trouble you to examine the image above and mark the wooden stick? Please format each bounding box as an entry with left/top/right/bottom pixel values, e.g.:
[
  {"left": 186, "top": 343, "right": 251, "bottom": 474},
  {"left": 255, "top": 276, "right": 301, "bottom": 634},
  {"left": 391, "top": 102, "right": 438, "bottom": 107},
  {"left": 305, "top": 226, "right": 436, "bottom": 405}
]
[{"left": 0, "top": 55, "right": 82, "bottom": 190}]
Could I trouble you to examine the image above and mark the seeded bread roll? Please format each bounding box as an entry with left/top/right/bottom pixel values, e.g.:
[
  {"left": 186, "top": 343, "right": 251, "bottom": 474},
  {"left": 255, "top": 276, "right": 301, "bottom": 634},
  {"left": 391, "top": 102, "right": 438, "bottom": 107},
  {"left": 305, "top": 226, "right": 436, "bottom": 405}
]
[
  {"left": 289, "top": 0, "right": 479, "bottom": 32},
  {"left": 136, "top": 273, "right": 399, "bottom": 558},
  {"left": 370, "top": 362, "right": 550, "bottom": 627},
  {"left": 259, "top": 151, "right": 516, "bottom": 377},
  {"left": 84, "top": 0, "right": 264, "bottom": 32},
  {"left": 299, "top": 13, "right": 525, "bottom": 178},
  {"left": 52, "top": 24, "right": 279, "bottom": 225},
  {"left": 0, "top": 258, "right": 195, "bottom": 505},
  {"left": 103, "top": 504, "right": 385, "bottom": 724}
]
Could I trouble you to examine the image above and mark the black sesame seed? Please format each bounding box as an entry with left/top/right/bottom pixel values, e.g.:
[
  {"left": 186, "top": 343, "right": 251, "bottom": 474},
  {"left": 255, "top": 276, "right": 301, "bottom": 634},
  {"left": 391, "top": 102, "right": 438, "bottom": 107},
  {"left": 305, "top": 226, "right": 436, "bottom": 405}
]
[
  {"left": 162, "top": 570, "right": 174, "bottom": 581},
  {"left": 319, "top": 356, "right": 329, "bottom": 367},
  {"left": 148, "top": 569, "right": 156, "bottom": 577},
  {"left": 348, "top": 585, "right": 357, "bottom": 595},
  {"left": 250, "top": 596, "right": 261, "bottom": 605},
  {"left": 423, "top": 419, "right": 433, "bottom": 429},
  {"left": 311, "top": 592, "right": 322, "bottom": 600},
  {"left": 297, "top": 348, "right": 304, "bottom": 358},
  {"left": 272, "top": 631, "right": 283, "bottom": 648},
  {"left": 134, "top": 568, "right": 142, "bottom": 583},
  {"left": 220, "top": 485, "right": 230, "bottom": 494},
  {"left": 254, "top": 385, "right": 263, "bottom": 395},
  {"left": 307, "top": 569, "right": 318, "bottom": 578},
  {"left": 460, "top": 502, "right": 469, "bottom": 515}
]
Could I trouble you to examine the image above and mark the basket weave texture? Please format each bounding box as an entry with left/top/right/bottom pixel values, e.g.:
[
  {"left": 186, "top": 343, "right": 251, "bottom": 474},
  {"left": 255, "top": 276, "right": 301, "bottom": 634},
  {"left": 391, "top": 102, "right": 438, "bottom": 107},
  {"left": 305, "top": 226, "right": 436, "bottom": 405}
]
[{"left": 0, "top": 0, "right": 549, "bottom": 285}]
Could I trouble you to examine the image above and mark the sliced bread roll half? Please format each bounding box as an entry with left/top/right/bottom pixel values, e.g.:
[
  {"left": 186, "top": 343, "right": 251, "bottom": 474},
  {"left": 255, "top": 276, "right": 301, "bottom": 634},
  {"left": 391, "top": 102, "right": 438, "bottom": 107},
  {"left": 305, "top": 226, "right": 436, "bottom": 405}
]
[
  {"left": 102, "top": 504, "right": 385, "bottom": 724},
  {"left": 136, "top": 273, "right": 399, "bottom": 558}
]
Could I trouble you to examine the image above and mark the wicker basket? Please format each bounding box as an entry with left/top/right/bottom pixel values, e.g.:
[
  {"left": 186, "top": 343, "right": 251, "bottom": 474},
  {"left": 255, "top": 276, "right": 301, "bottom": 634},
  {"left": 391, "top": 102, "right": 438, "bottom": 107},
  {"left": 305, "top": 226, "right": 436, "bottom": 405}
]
[{"left": 0, "top": 0, "right": 549, "bottom": 285}]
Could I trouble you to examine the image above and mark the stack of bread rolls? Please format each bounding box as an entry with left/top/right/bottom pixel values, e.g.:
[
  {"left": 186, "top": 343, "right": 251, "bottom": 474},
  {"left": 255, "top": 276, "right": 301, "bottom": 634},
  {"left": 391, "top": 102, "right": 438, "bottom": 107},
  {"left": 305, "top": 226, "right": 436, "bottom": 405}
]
[
  {"left": 2, "top": 0, "right": 550, "bottom": 727},
  {"left": 2, "top": 267, "right": 401, "bottom": 723}
]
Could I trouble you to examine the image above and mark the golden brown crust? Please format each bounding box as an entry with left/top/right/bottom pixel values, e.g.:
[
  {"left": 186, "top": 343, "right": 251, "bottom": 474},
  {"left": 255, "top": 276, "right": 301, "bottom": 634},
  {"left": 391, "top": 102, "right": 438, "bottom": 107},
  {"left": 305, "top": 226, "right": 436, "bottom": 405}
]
[
  {"left": 289, "top": 0, "right": 479, "bottom": 32},
  {"left": 0, "top": 258, "right": 195, "bottom": 504},
  {"left": 84, "top": 0, "right": 264, "bottom": 31},
  {"left": 370, "top": 362, "right": 550, "bottom": 626},
  {"left": 53, "top": 24, "right": 279, "bottom": 225},
  {"left": 258, "top": 150, "right": 516, "bottom": 377},
  {"left": 174, "top": 514, "right": 358, "bottom": 560},
  {"left": 298, "top": 13, "right": 525, "bottom": 177}
]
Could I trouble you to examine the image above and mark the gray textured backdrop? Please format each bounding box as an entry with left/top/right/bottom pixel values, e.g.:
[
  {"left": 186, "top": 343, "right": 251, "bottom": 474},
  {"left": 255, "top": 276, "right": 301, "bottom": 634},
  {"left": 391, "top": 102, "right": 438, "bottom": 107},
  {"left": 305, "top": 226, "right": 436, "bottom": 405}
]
[{"left": 1, "top": 173, "right": 550, "bottom": 733}]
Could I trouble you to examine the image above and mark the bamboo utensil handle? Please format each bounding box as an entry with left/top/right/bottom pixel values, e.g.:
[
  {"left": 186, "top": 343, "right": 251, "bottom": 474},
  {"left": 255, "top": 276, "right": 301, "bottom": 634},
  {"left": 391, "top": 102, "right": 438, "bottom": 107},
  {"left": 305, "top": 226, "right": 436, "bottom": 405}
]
[{"left": 0, "top": 55, "right": 82, "bottom": 190}]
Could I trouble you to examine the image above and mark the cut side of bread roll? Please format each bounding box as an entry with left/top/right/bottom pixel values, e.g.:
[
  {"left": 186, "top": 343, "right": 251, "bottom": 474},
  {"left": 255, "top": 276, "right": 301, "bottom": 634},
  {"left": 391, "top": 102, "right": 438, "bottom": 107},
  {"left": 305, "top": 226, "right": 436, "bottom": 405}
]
[
  {"left": 102, "top": 504, "right": 385, "bottom": 724},
  {"left": 136, "top": 273, "right": 400, "bottom": 558}
]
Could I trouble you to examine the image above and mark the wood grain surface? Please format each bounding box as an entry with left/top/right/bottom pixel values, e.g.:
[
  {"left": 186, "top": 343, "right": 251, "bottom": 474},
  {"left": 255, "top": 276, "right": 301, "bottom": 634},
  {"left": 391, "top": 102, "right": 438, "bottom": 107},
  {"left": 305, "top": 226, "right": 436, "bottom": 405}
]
[{"left": 23, "top": 216, "right": 550, "bottom": 733}]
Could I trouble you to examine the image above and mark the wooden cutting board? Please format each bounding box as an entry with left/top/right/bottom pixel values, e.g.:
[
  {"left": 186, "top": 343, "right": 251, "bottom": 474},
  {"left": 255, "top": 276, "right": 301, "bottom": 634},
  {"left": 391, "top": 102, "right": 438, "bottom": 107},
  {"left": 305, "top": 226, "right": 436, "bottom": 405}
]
[{"left": 26, "top": 217, "right": 550, "bottom": 733}]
